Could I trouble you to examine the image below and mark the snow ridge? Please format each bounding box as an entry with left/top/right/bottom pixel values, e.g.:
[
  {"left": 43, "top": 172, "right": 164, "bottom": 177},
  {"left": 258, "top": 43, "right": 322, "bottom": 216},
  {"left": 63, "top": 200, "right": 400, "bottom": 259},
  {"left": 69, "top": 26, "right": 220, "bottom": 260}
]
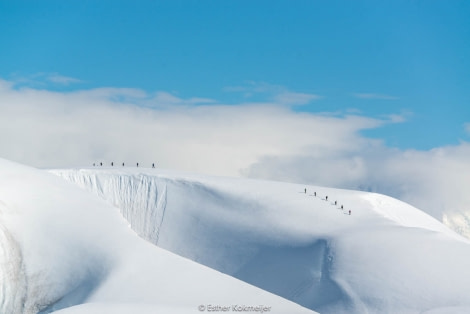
[
  {"left": 0, "top": 159, "right": 317, "bottom": 314},
  {"left": 50, "top": 169, "right": 353, "bottom": 312},
  {"left": 50, "top": 168, "right": 470, "bottom": 314}
]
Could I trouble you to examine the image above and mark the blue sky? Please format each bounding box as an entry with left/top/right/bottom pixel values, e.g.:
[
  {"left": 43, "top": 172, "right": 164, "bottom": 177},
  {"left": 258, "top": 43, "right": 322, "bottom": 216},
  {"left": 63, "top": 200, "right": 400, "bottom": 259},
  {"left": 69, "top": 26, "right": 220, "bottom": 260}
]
[
  {"left": 2, "top": 1, "right": 470, "bottom": 227},
  {"left": 1, "top": 0, "right": 469, "bottom": 150}
]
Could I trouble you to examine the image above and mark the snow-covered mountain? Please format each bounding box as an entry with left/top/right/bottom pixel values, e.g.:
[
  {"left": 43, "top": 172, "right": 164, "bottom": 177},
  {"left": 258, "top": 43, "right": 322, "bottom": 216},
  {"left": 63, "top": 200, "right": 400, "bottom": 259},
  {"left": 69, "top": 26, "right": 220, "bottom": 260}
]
[
  {"left": 48, "top": 167, "right": 470, "bottom": 314},
  {"left": 0, "top": 159, "right": 314, "bottom": 314},
  {"left": 2, "top": 157, "right": 470, "bottom": 313}
]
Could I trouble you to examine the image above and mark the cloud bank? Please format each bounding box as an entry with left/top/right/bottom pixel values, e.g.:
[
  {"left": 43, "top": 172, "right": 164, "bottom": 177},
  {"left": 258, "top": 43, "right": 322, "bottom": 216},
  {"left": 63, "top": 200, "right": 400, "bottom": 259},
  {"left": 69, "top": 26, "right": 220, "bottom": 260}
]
[{"left": 1, "top": 78, "right": 469, "bottom": 237}]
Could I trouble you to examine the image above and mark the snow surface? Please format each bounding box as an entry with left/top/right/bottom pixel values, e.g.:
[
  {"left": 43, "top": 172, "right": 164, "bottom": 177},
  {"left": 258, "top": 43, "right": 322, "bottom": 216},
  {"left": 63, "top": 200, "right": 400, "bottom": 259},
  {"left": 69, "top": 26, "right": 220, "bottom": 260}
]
[
  {"left": 48, "top": 167, "right": 470, "bottom": 314},
  {"left": 0, "top": 159, "right": 314, "bottom": 314}
]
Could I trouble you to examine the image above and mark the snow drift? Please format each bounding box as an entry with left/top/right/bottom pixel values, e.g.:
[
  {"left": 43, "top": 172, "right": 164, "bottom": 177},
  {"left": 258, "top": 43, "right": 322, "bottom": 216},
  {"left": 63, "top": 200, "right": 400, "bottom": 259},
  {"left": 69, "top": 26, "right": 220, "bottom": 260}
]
[
  {"left": 50, "top": 167, "right": 470, "bottom": 314},
  {"left": 0, "top": 159, "right": 314, "bottom": 314}
]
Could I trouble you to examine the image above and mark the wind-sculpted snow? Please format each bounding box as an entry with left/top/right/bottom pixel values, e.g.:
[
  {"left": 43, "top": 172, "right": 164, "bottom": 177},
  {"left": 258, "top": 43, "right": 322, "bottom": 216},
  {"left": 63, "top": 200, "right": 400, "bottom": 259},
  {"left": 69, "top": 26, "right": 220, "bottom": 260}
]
[
  {"left": 0, "top": 162, "right": 114, "bottom": 313},
  {"left": 51, "top": 169, "right": 351, "bottom": 311},
  {"left": 0, "top": 219, "right": 27, "bottom": 314},
  {"left": 50, "top": 171, "right": 168, "bottom": 244},
  {"left": 51, "top": 168, "right": 470, "bottom": 314},
  {"left": 0, "top": 160, "right": 315, "bottom": 314}
]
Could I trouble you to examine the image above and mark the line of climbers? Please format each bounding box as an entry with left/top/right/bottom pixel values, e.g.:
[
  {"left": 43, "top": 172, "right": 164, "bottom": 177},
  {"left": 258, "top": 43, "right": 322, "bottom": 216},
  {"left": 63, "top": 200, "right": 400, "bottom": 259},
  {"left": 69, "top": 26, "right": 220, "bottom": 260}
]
[
  {"left": 304, "top": 188, "right": 351, "bottom": 215},
  {"left": 93, "top": 162, "right": 156, "bottom": 168}
]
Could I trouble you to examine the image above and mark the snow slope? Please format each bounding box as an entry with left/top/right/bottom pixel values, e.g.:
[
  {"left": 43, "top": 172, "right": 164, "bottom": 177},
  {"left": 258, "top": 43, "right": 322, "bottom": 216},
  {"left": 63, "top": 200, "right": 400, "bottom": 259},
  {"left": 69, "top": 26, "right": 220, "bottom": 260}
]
[
  {"left": 0, "top": 158, "right": 315, "bottom": 314},
  {"left": 50, "top": 167, "right": 470, "bottom": 314}
]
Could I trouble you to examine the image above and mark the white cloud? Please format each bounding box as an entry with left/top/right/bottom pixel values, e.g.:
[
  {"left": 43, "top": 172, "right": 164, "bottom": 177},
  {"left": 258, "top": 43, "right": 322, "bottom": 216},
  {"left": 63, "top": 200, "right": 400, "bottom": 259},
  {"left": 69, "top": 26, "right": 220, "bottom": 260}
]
[
  {"left": 464, "top": 122, "right": 470, "bottom": 135},
  {"left": 382, "top": 111, "right": 412, "bottom": 123},
  {"left": 225, "top": 82, "right": 321, "bottom": 105},
  {"left": 243, "top": 143, "right": 470, "bottom": 237},
  {"left": 150, "top": 92, "right": 215, "bottom": 107},
  {"left": 385, "top": 114, "right": 406, "bottom": 123},
  {"left": 274, "top": 92, "right": 322, "bottom": 106},
  {"left": 46, "top": 73, "right": 82, "bottom": 85},
  {"left": 9, "top": 72, "right": 82, "bottom": 87},
  {"left": 0, "top": 78, "right": 381, "bottom": 176},
  {"left": 353, "top": 93, "right": 399, "bottom": 100},
  {"left": 1, "top": 78, "right": 469, "bottom": 238}
]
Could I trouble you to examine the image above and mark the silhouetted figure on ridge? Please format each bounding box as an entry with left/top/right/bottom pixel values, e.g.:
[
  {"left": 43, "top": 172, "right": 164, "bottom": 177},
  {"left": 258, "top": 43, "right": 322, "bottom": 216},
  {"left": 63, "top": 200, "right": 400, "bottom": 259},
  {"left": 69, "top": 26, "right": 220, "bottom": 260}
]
[
  {"left": 137, "top": 162, "right": 139, "bottom": 167},
  {"left": 152, "top": 163, "right": 155, "bottom": 168},
  {"left": 111, "top": 162, "right": 114, "bottom": 166}
]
